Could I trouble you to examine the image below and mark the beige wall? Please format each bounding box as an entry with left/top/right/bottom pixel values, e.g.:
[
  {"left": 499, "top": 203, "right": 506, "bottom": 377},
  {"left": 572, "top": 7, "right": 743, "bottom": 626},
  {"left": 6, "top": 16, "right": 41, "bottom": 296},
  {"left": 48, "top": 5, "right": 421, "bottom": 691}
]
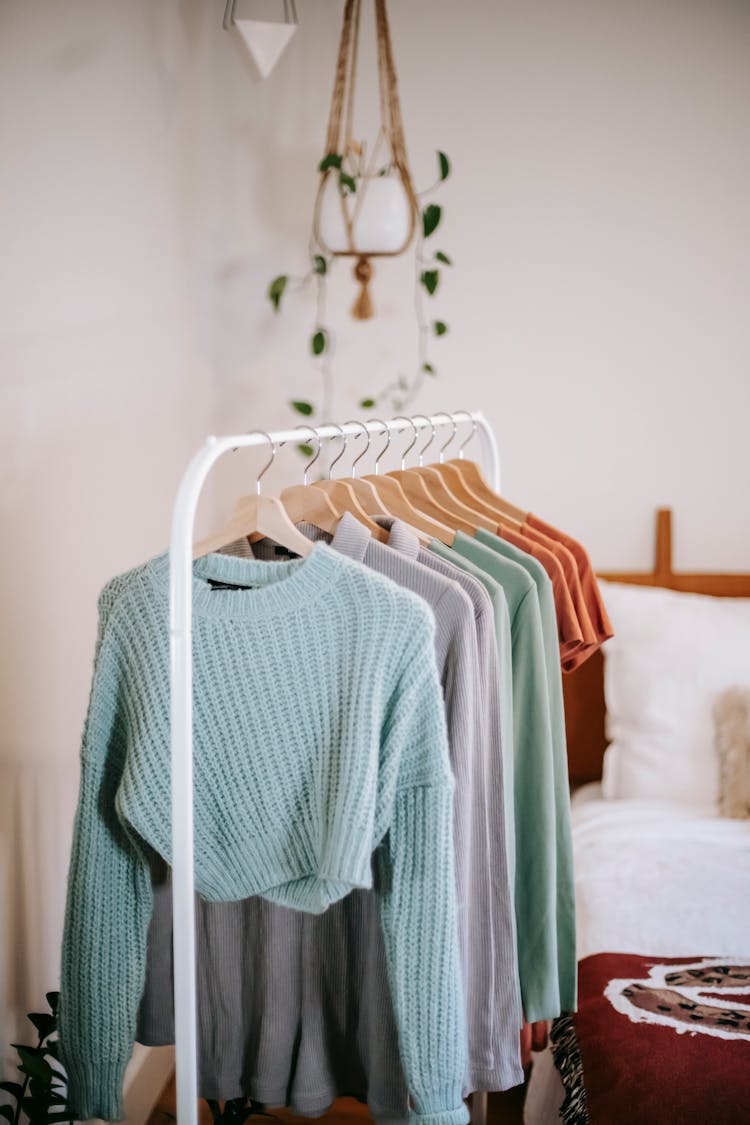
[
  {"left": 1, "top": 0, "right": 749, "bottom": 1070},
  {"left": 211, "top": 0, "right": 750, "bottom": 569},
  {"left": 0, "top": 0, "right": 215, "bottom": 1058}
]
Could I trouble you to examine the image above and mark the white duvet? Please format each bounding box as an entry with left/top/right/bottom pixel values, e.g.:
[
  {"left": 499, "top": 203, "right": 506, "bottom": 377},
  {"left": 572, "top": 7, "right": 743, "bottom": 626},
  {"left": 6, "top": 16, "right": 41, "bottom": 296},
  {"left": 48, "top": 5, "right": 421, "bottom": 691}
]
[
  {"left": 525, "top": 787, "right": 750, "bottom": 1123},
  {"left": 571, "top": 783, "right": 750, "bottom": 961}
]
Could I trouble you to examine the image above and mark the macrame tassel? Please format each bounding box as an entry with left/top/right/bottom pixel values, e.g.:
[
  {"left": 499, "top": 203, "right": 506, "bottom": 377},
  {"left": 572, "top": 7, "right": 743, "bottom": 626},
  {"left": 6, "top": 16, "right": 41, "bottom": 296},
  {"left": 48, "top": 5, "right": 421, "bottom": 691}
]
[{"left": 351, "top": 256, "right": 374, "bottom": 319}]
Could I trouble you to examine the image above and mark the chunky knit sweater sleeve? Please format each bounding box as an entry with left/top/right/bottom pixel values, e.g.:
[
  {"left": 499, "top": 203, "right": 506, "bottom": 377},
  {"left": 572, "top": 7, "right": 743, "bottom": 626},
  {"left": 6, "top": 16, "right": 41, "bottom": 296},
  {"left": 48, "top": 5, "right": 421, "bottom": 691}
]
[
  {"left": 376, "top": 605, "right": 469, "bottom": 1125},
  {"left": 59, "top": 592, "right": 154, "bottom": 1121}
]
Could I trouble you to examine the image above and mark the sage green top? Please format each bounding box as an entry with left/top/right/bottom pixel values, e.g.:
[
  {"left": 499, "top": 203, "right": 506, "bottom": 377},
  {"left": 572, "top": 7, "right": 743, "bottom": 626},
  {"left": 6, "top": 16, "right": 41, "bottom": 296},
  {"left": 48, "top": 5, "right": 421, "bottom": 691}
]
[
  {"left": 430, "top": 534, "right": 560, "bottom": 1023},
  {"left": 475, "top": 529, "right": 576, "bottom": 1013},
  {"left": 428, "top": 542, "right": 516, "bottom": 887}
]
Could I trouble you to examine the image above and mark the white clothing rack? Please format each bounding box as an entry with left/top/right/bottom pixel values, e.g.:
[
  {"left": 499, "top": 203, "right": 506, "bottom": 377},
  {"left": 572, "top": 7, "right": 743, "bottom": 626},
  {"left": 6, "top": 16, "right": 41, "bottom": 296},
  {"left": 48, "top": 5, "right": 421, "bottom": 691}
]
[{"left": 168, "top": 411, "right": 500, "bottom": 1125}]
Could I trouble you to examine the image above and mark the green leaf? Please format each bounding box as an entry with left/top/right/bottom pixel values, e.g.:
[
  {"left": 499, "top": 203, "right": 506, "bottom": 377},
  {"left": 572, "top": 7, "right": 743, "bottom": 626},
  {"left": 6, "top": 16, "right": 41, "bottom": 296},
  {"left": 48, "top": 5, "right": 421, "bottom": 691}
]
[
  {"left": 422, "top": 204, "right": 441, "bottom": 238},
  {"left": 29, "top": 1013, "right": 56, "bottom": 1040},
  {"left": 0, "top": 1081, "right": 24, "bottom": 1100},
  {"left": 0, "top": 1106, "right": 13, "bottom": 1123},
  {"left": 438, "top": 151, "right": 450, "bottom": 181},
  {"left": 290, "top": 400, "right": 314, "bottom": 417},
  {"left": 45, "top": 1040, "right": 60, "bottom": 1061},
  {"left": 45, "top": 993, "right": 59, "bottom": 1017},
  {"left": 267, "top": 274, "right": 288, "bottom": 313},
  {"left": 359, "top": 397, "right": 376, "bottom": 409},
  {"left": 339, "top": 172, "right": 357, "bottom": 194},
  {"left": 14, "top": 1046, "right": 52, "bottom": 1084},
  {"left": 319, "top": 152, "right": 343, "bottom": 173},
  {"left": 433, "top": 320, "right": 448, "bottom": 336},
  {"left": 435, "top": 250, "right": 452, "bottom": 266},
  {"left": 28, "top": 1078, "right": 51, "bottom": 1099},
  {"left": 420, "top": 270, "right": 439, "bottom": 296},
  {"left": 297, "top": 443, "right": 315, "bottom": 458},
  {"left": 422, "top": 362, "right": 436, "bottom": 374},
  {"left": 312, "top": 254, "right": 327, "bottom": 275},
  {"left": 311, "top": 329, "right": 327, "bottom": 356}
]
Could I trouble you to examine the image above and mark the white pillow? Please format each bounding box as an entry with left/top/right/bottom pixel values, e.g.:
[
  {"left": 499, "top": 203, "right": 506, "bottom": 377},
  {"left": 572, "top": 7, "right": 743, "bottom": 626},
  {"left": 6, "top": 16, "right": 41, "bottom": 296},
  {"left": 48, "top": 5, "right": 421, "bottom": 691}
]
[{"left": 599, "top": 581, "right": 750, "bottom": 808}]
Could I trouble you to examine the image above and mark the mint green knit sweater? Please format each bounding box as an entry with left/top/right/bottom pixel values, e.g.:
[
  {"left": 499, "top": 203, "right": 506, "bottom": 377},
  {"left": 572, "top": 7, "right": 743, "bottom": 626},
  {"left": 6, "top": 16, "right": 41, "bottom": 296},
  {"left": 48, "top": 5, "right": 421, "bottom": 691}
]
[{"left": 59, "top": 545, "right": 468, "bottom": 1125}]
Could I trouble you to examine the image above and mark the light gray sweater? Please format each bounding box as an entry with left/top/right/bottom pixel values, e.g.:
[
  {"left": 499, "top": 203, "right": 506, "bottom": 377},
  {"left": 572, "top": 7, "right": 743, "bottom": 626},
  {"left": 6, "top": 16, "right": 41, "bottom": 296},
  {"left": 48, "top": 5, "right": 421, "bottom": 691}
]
[{"left": 137, "top": 514, "right": 522, "bottom": 1116}]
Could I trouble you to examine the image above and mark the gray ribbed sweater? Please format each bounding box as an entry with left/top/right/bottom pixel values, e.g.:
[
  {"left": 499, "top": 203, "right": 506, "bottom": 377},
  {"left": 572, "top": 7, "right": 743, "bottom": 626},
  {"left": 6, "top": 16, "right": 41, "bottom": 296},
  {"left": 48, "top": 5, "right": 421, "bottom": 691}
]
[{"left": 137, "top": 514, "right": 522, "bottom": 1114}]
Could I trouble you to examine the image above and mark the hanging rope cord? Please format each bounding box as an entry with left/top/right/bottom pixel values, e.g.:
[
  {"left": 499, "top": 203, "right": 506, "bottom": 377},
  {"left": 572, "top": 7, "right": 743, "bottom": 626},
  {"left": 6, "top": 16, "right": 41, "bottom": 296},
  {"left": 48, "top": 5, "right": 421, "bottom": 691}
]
[
  {"left": 374, "top": 0, "right": 417, "bottom": 218},
  {"left": 316, "top": 0, "right": 419, "bottom": 317}
]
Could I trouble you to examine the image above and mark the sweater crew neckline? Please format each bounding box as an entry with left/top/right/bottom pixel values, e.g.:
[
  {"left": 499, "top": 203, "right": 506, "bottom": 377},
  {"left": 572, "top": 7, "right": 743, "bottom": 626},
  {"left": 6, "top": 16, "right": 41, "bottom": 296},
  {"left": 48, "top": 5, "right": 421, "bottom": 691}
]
[{"left": 151, "top": 542, "right": 338, "bottom": 619}]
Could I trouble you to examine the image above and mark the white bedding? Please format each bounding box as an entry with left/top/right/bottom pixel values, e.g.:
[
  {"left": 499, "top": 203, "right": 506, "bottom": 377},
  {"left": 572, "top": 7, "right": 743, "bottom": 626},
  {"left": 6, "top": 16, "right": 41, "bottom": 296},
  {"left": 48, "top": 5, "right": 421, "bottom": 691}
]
[
  {"left": 571, "top": 784, "right": 750, "bottom": 959},
  {"left": 525, "top": 787, "right": 750, "bottom": 1123}
]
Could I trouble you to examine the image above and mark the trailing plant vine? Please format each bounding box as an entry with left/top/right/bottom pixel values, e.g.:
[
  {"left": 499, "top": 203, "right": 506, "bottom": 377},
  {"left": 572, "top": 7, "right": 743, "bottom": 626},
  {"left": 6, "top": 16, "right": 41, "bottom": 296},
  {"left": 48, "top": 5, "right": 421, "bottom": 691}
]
[{"left": 266, "top": 149, "right": 452, "bottom": 440}]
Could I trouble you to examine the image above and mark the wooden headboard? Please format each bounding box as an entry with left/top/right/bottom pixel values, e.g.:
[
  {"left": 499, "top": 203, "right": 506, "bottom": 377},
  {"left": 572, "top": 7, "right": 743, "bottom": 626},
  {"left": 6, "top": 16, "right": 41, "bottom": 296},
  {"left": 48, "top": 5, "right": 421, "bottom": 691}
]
[{"left": 563, "top": 508, "right": 750, "bottom": 788}]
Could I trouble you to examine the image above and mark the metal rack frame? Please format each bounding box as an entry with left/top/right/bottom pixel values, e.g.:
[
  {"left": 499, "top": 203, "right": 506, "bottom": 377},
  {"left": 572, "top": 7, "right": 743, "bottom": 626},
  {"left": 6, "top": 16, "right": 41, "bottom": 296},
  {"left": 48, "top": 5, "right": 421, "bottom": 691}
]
[{"left": 168, "top": 411, "right": 500, "bottom": 1125}]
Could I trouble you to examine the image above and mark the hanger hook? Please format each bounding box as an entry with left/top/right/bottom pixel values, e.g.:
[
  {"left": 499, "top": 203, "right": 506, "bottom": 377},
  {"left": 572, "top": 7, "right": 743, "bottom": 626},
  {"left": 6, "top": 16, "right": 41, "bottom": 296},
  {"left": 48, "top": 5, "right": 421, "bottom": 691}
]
[
  {"left": 327, "top": 423, "right": 347, "bottom": 478},
  {"left": 452, "top": 410, "right": 477, "bottom": 459},
  {"left": 242, "top": 430, "right": 275, "bottom": 495},
  {"left": 391, "top": 415, "right": 418, "bottom": 470},
  {"left": 369, "top": 418, "right": 391, "bottom": 475},
  {"left": 342, "top": 420, "right": 370, "bottom": 478},
  {"left": 294, "top": 424, "right": 321, "bottom": 485},
  {"left": 411, "top": 414, "right": 435, "bottom": 467},
  {"left": 431, "top": 411, "right": 457, "bottom": 464}
]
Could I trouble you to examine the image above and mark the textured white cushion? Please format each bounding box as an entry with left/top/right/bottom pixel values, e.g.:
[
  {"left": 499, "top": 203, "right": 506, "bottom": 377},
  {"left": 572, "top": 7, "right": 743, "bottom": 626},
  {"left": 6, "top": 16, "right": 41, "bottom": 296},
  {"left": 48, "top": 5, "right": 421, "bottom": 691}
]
[{"left": 599, "top": 581, "right": 750, "bottom": 808}]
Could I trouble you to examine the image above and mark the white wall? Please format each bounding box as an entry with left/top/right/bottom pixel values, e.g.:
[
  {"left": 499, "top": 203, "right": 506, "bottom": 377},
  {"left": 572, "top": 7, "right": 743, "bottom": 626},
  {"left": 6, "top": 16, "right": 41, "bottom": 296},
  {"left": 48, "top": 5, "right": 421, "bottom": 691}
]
[
  {"left": 0, "top": 0, "right": 215, "bottom": 1061},
  {"left": 1, "top": 0, "right": 749, "bottom": 1082},
  {"left": 211, "top": 0, "right": 750, "bottom": 570}
]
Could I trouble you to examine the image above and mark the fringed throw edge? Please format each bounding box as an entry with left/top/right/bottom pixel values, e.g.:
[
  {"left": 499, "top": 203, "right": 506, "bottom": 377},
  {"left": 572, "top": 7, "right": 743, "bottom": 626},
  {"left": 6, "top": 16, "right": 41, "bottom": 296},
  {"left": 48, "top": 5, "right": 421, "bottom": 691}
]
[{"left": 550, "top": 1013, "right": 590, "bottom": 1124}]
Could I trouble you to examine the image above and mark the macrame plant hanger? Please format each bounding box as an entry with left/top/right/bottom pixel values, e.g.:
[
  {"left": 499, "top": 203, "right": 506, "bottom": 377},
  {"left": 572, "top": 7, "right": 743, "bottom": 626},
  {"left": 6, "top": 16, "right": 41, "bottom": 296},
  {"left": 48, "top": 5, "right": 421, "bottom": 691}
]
[{"left": 314, "top": 0, "right": 418, "bottom": 319}]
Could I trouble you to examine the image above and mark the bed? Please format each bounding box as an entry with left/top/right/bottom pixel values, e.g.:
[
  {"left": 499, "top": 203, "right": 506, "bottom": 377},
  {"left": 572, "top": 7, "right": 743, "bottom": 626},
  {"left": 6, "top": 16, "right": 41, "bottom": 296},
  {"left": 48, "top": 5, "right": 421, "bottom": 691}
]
[{"left": 524, "top": 509, "right": 750, "bottom": 1125}]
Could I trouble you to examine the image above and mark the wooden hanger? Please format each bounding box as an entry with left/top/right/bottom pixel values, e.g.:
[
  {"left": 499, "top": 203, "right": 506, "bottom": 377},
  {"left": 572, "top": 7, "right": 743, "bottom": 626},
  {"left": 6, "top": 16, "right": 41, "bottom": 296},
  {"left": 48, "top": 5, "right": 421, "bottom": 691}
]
[
  {"left": 281, "top": 483, "right": 341, "bottom": 534},
  {"left": 443, "top": 458, "right": 526, "bottom": 525},
  {"left": 193, "top": 432, "right": 314, "bottom": 560},
  {"left": 326, "top": 420, "right": 392, "bottom": 517},
  {"left": 193, "top": 494, "right": 314, "bottom": 560},
  {"left": 309, "top": 424, "right": 388, "bottom": 543},
  {"left": 361, "top": 419, "right": 453, "bottom": 545},
  {"left": 387, "top": 415, "right": 484, "bottom": 536},
  {"left": 438, "top": 411, "right": 528, "bottom": 526},
  {"left": 274, "top": 428, "right": 342, "bottom": 536},
  {"left": 409, "top": 412, "right": 519, "bottom": 530}
]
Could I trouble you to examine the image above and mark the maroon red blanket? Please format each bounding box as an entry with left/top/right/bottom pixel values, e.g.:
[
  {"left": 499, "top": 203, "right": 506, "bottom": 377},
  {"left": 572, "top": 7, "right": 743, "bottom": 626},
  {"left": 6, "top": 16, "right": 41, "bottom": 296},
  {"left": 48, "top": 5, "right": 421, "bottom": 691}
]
[{"left": 550, "top": 953, "right": 750, "bottom": 1124}]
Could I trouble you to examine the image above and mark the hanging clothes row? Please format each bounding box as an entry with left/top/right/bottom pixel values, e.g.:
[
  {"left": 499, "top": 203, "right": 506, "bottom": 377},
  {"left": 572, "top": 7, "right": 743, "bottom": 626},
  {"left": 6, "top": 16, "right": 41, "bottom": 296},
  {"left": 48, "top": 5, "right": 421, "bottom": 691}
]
[{"left": 58, "top": 412, "right": 613, "bottom": 1125}]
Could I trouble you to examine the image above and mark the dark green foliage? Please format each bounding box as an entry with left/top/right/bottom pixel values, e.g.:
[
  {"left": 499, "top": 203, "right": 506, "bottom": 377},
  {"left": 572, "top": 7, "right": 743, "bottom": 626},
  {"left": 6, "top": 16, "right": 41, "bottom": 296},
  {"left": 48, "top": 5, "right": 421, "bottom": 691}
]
[
  {"left": 2, "top": 994, "right": 74, "bottom": 1125},
  {"left": 267, "top": 275, "right": 288, "bottom": 312},
  {"left": 311, "top": 330, "right": 327, "bottom": 356},
  {"left": 318, "top": 153, "right": 343, "bottom": 172},
  {"left": 422, "top": 204, "right": 441, "bottom": 238},
  {"left": 339, "top": 172, "right": 357, "bottom": 195},
  {"left": 421, "top": 270, "right": 439, "bottom": 296}
]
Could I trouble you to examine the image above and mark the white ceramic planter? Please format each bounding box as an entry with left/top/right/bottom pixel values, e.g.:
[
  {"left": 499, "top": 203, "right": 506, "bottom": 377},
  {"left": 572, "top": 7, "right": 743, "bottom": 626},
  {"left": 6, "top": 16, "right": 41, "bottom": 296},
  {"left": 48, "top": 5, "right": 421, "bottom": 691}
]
[{"left": 315, "top": 173, "right": 414, "bottom": 256}]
